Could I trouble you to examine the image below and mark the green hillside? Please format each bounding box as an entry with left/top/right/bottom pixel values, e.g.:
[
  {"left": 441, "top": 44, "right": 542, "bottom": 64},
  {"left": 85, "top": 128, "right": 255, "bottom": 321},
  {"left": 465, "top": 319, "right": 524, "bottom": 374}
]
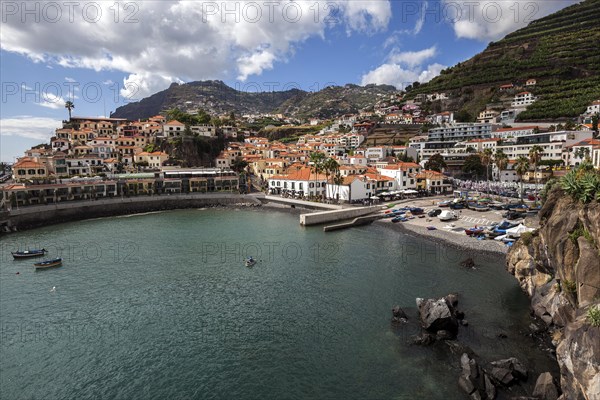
[{"left": 409, "top": 0, "right": 600, "bottom": 121}]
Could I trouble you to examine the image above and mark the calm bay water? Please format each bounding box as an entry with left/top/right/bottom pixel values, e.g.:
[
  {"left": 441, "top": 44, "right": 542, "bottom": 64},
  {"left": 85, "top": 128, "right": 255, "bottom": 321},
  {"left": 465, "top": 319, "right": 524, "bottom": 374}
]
[{"left": 0, "top": 209, "right": 556, "bottom": 399}]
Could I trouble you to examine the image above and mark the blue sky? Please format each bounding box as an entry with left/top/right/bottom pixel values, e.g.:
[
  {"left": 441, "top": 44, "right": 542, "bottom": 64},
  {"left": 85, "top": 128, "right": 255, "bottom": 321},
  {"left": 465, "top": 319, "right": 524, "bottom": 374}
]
[{"left": 0, "top": 0, "right": 574, "bottom": 162}]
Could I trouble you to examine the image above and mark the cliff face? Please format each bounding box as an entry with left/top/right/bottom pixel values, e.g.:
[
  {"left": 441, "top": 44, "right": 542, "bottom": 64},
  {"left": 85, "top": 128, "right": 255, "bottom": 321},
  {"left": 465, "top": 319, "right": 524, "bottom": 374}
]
[{"left": 507, "top": 189, "right": 600, "bottom": 399}]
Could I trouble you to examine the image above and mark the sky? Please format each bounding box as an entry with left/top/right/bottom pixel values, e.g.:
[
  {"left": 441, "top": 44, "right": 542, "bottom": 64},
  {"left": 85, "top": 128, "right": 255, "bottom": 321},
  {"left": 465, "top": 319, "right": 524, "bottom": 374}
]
[{"left": 0, "top": 0, "right": 576, "bottom": 162}]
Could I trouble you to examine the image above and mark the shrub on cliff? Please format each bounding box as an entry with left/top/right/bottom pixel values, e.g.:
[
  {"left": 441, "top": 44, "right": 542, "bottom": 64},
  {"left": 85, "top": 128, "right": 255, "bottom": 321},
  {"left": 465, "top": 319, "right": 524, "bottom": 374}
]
[
  {"left": 560, "top": 161, "right": 600, "bottom": 203},
  {"left": 586, "top": 305, "right": 600, "bottom": 327}
]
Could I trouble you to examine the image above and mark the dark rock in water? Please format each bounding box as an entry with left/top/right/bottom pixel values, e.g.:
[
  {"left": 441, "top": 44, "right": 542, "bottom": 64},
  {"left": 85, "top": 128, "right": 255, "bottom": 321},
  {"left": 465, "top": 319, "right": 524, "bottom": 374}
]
[
  {"left": 461, "top": 353, "right": 479, "bottom": 380},
  {"left": 460, "top": 257, "right": 476, "bottom": 269},
  {"left": 459, "top": 375, "right": 476, "bottom": 395},
  {"left": 456, "top": 311, "right": 465, "bottom": 320},
  {"left": 436, "top": 330, "right": 454, "bottom": 340},
  {"left": 412, "top": 332, "right": 436, "bottom": 346},
  {"left": 497, "top": 333, "right": 508, "bottom": 339},
  {"left": 446, "top": 293, "right": 459, "bottom": 307},
  {"left": 458, "top": 353, "right": 498, "bottom": 400},
  {"left": 532, "top": 372, "right": 559, "bottom": 400},
  {"left": 489, "top": 358, "right": 528, "bottom": 386},
  {"left": 484, "top": 373, "right": 496, "bottom": 399},
  {"left": 416, "top": 296, "right": 459, "bottom": 337},
  {"left": 490, "top": 367, "right": 515, "bottom": 386},
  {"left": 391, "top": 306, "right": 408, "bottom": 323}
]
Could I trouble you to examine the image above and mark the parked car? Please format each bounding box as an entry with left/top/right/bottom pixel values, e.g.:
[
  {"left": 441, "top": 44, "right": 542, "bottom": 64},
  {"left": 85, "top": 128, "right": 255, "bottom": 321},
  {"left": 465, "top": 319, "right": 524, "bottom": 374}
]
[
  {"left": 438, "top": 210, "right": 458, "bottom": 221},
  {"left": 428, "top": 209, "right": 442, "bottom": 217}
]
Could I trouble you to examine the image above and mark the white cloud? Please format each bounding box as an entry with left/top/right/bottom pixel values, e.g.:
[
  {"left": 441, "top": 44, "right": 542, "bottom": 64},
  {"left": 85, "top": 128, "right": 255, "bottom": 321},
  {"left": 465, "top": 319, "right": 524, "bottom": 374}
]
[
  {"left": 38, "top": 92, "right": 66, "bottom": 109},
  {"left": 389, "top": 46, "right": 437, "bottom": 67},
  {"left": 0, "top": 117, "right": 62, "bottom": 141},
  {"left": 65, "top": 77, "right": 76, "bottom": 83},
  {"left": 1, "top": 1, "right": 392, "bottom": 97},
  {"left": 361, "top": 46, "right": 444, "bottom": 89},
  {"left": 120, "top": 72, "right": 184, "bottom": 101},
  {"left": 443, "top": 0, "right": 574, "bottom": 41}
]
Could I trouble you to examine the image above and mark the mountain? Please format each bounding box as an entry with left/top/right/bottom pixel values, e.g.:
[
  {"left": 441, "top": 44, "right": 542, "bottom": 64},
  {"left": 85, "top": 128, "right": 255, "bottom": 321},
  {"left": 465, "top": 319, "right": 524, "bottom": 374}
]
[
  {"left": 274, "top": 84, "right": 398, "bottom": 118},
  {"left": 408, "top": 0, "right": 600, "bottom": 121},
  {"left": 112, "top": 81, "right": 398, "bottom": 120}
]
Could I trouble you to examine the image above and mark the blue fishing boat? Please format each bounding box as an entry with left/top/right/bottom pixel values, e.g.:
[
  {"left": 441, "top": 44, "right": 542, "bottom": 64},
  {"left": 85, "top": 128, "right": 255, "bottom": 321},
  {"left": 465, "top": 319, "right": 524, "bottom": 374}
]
[
  {"left": 12, "top": 249, "right": 47, "bottom": 259},
  {"left": 34, "top": 258, "right": 62, "bottom": 269}
]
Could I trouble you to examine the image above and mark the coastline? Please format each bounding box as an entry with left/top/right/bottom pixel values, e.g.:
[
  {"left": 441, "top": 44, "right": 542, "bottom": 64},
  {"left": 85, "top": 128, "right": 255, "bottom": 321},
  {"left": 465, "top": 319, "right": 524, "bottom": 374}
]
[
  {"left": 0, "top": 193, "right": 337, "bottom": 233},
  {"left": 376, "top": 218, "right": 508, "bottom": 261}
]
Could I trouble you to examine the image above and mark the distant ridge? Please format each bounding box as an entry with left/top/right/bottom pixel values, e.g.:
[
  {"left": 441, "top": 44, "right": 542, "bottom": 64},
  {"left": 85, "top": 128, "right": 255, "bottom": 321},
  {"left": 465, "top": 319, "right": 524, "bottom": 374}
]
[{"left": 112, "top": 80, "right": 398, "bottom": 120}]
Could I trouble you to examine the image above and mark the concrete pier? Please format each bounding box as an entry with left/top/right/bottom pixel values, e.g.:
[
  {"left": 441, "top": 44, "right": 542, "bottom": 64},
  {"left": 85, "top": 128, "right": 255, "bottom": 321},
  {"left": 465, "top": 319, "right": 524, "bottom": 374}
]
[
  {"left": 261, "top": 195, "right": 342, "bottom": 210},
  {"left": 323, "top": 214, "right": 385, "bottom": 232},
  {"left": 300, "top": 205, "right": 383, "bottom": 226}
]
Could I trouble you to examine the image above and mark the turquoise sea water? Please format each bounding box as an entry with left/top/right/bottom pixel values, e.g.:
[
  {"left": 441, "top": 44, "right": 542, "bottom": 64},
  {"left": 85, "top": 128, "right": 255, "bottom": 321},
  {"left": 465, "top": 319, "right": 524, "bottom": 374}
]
[{"left": 0, "top": 209, "right": 556, "bottom": 399}]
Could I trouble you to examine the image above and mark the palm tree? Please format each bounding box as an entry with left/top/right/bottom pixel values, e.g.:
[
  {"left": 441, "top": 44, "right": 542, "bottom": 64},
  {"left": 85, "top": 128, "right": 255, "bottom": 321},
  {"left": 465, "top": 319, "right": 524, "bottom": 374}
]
[
  {"left": 515, "top": 156, "right": 530, "bottom": 203},
  {"left": 65, "top": 101, "right": 75, "bottom": 120},
  {"left": 322, "top": 158, "right": 339, "bottom": 201},
  {"left": 309, "top": 152, "right": 325, "bottom": 200},
  {"left": 528, "top": 145, "right": 543, "bottom": 196},
  {"left": 494, "top": 150, "right": 508, "bottom": 182},
  {"left": 333, "top": 172, "right": 343, "bottom": 203},
  {"left": 480, "top": 148, "right": 493, "bottom": 194}
]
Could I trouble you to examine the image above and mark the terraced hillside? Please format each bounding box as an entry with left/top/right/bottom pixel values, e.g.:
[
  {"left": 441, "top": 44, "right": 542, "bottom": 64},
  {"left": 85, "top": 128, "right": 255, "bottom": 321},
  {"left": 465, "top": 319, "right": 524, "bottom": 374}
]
[{"left": 409, "top": 0, "right": 600, "bottom": 121}]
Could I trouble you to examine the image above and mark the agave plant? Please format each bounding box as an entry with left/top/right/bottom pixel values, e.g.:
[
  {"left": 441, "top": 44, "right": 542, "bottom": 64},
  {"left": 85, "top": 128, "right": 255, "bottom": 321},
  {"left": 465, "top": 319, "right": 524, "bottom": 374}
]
[
  {"left": 579, "top": 172, "right": 600, "bottom": 203},
  {"left": 560, "top": 162, "right": 600, "bottom": 204},
  {"left": 560, "top": 169, "right": 580, "bottom": 196}
]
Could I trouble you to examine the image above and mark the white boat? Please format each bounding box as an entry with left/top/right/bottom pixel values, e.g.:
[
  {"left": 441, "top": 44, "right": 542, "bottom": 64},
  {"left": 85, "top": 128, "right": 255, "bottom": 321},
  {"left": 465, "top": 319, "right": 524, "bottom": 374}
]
[{"left": 245, "top": 258, "right": 256, "bottom": 267}]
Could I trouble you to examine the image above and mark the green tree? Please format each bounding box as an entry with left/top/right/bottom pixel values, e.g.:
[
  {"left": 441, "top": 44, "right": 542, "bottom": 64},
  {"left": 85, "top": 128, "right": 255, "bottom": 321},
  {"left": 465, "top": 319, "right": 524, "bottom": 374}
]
[
  {"left": 494, "top": 149, "right": 508, "bottom": 181},
  {"left": 592, "top": 113, "right": 599, "bottom": 138},
  {"left": 455, "top": 109, "right": 473, "bottom": 122},
  {"left": 480, "top": 148, "right": 494, "bottom": 194},
  {"left": 65, "top": 101, "right": 75, "bottom": 120},
  {"left": 515, "top": 156, "right": 530, "bottom": 202},
  {"left": 309, "top": 152, "right": 326, "bottom": 200},
  {"left": 424, "top": 153, "right": 447, "bottom": 172},
  {"left": 528, "top": 145, "right": 544, "bottom": 195},
  {"left": 231, "top": 157, "right": 248, "bottom": 173},
  {"left": 462, "top": 154, "right": 484, "bottom": 178},
  {"left": 322, "top": 158, "right": 339, "bottom": 199}
]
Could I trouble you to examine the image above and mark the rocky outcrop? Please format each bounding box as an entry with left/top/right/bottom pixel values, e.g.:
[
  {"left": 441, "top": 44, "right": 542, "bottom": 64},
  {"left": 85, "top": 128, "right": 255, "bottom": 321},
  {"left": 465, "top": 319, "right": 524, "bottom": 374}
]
[
  {"left": 533, "top": 372, "right": 560, "bottom": 400},
  {"left": 506, "top": 190, "right": 600, "bottom": 399},
  {"left": 416, "top": 294, "right": 462, "bottom": 339}
]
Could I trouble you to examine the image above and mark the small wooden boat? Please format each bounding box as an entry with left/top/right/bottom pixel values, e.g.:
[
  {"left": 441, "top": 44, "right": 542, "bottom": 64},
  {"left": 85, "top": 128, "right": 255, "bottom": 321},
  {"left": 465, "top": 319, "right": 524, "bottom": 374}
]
[
  {"left": 465, "top": 227, "right": 484, "bottom": 236},
  {"left": 12, "top": 249, "right": 47, "bottom": 259},
  {"left": 245, "top": 258, "right": 256, "bottom": 267},
  {"left": 34, "top": 258, "right": 62, "bottom": 269}
]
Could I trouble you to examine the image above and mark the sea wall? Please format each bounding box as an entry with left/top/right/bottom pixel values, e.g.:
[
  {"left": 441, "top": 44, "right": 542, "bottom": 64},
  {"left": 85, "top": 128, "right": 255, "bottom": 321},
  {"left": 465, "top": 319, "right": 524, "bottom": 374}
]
[
  {"left": 506, "top": 189, "right": 600, "bottom": 399},
  {"left": 3, "top": 194, "right": 262, "bottom": 232}
]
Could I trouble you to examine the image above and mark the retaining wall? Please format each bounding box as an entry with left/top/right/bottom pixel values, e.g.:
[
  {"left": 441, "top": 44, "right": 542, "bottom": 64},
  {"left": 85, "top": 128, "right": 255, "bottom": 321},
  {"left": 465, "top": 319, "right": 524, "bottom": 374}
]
[{"left": 3, "top": 194, "right": 261, "bottom": 231}]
